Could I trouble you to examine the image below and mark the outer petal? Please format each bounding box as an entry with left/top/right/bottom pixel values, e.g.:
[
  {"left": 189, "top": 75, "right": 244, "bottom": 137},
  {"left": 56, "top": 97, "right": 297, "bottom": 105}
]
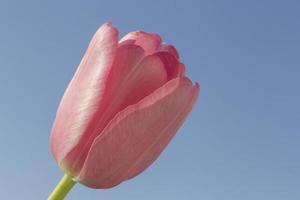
[
  {"left": 120, "top": 31, "right": 161, "bottom": 55},
  {"left": 50, "top": 22, "right": 118, "bottom": 166},
  {"left": 77, "top": 77, "right": 200, "bottom": 188}
]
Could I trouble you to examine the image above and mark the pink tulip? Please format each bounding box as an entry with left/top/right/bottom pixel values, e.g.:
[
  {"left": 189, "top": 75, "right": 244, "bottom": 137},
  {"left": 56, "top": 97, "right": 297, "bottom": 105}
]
[{"left": 50, "top": 22, "right": 199, "bottom": 189}]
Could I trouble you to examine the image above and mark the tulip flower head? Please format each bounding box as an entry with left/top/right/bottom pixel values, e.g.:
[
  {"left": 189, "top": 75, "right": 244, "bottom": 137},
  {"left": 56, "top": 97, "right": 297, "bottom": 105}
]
[{"left": 50, "top": 22, "right": 199, "bottom": 189}]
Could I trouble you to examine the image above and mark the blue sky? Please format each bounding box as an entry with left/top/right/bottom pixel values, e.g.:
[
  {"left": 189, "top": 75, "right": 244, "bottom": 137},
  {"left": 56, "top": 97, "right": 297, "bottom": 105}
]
[{"left": 0, "top": 0, "right": 299, "bottom": 199}]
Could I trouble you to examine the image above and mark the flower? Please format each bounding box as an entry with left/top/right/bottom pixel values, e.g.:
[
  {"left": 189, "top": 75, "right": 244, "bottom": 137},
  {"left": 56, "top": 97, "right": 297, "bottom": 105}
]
[{"left": 50, "top": 22, "right": 199, "bottom": 189}]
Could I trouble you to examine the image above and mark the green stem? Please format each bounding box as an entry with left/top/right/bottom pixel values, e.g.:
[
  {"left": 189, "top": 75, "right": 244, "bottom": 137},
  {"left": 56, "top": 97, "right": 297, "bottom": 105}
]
[{"left": 48, "top": 174, "right": 77, "bottom": 200}]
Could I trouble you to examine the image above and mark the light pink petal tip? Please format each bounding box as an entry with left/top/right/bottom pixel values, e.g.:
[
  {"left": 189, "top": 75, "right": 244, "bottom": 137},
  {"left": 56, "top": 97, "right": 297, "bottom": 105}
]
[
  {"left": 77, "top": 77, "right": 199, "bottom": 188},
  {"left": 50, "top": 22, "right": 118, "bottom": 170},
  {"left": 158, "top": 44, "right": 180, "bottom": 59},
  {"left": 120, "top": 31, "right": 162, "bottom": 55}
]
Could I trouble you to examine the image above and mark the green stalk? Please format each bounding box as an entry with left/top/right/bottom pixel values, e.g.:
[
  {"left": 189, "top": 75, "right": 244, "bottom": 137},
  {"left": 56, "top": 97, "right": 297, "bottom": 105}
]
[{"left": 48, "top": 174, "right": 76, "bottom": 200}]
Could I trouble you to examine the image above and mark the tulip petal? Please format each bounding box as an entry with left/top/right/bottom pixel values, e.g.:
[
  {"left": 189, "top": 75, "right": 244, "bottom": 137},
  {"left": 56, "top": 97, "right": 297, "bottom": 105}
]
[
  {"left": 50, "top": 22, "right": 118, "bottom": 166},
  {"left": 178, "top": 63, "right": 186, "bottom": 76},
  {"left": 120, "top": 31, "right": 161, "bottom": 55},
  {"left": 77, "top": 77, "right": 199, "bottom": 188},
  {"left": 158, "top": 44, "right": 179, "bottom": 59},
  {"left": 60, "top": 44, "right": 168, "bottom": 175},
  {"left": 154, "top": 51, "right": 181, "bottom": 80}
]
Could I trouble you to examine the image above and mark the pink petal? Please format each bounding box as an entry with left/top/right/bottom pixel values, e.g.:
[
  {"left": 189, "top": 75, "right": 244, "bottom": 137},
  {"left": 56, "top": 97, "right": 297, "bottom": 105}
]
[
  {"left": 154, "top": 51, "right": 181, "bottom": 80},
  {"left": 77, "top": 77, "right": 199, "bottom": 188},
  {"left": 120, "top": 31, "right": 162, "bottom": 55},
  {"left": 50, "top": 22, "right": 118, "bottom": 168},
  {"left": 178, "top": 63, "right": 186, "bottom": 77},
  {"left": 158, "top": 44, "right": 180, "bottom": 59},
  {"left": 60, "top": 44, "right": 168, "bottom": 175}
]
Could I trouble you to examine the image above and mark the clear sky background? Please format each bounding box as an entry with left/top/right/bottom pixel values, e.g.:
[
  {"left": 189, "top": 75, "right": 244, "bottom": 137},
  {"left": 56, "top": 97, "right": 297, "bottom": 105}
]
[{"left": 0, "top": 0, "right": 299, "bottom": 199}]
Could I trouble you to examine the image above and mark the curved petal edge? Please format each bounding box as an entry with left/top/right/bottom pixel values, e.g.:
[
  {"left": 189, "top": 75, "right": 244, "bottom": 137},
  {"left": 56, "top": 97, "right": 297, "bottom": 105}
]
[{"left": 77, "top": 77, "right": 200, "bottom": 188}]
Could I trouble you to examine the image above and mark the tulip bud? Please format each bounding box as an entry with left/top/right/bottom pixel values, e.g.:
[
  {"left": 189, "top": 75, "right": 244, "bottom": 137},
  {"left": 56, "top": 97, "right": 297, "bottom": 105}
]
[{"left": 50, "top": 22, "right": 199, "bottom": 189}]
